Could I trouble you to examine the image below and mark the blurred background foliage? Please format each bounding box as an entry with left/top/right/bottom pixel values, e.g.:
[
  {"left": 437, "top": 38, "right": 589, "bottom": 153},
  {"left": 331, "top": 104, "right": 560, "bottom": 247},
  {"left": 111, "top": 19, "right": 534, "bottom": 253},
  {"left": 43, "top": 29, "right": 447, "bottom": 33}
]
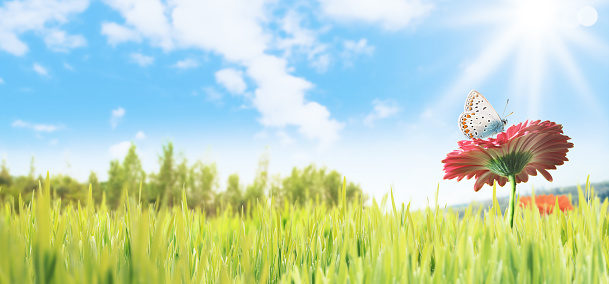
[{"left": 0, "top": 142, "right": 365, "bottom": 214}]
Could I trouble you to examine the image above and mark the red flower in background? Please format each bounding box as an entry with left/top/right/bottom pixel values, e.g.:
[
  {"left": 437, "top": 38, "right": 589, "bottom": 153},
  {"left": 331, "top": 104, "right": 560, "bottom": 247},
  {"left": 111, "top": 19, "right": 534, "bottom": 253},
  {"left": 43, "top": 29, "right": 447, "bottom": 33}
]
[
  {"left": 519, "top": 194, "right": 574, "bottom": 215},
  {"left": 442, "top": 120, "right": 573, "bottom": 191}
]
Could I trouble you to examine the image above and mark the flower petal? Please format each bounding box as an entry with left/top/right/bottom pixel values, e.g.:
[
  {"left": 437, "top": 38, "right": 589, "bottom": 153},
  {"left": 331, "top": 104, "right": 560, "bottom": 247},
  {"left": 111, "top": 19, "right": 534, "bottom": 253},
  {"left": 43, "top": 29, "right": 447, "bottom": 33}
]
[{"left": 443, "top": 120, "right": 572, "bottom": 192}]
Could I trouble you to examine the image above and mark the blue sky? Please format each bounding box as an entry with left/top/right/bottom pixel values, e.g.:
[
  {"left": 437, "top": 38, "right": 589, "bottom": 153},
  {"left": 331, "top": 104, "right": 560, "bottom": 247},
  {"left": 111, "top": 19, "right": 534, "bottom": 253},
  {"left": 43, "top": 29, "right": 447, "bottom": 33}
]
[{"left": 1, "top": 0, "right": 608, "bottom": 208}]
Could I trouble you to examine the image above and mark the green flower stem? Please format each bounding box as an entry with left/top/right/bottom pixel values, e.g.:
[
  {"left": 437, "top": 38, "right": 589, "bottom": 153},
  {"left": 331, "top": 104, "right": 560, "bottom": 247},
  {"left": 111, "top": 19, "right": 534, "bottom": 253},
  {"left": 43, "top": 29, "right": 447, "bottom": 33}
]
[{"left": 506, "top": 174, "right": 517, "bottom": 228}]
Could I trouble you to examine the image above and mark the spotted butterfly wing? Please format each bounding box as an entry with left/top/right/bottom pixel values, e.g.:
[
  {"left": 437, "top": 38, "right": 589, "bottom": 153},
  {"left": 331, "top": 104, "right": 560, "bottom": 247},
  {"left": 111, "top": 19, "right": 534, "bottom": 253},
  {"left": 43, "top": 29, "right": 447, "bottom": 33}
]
[{"left": 458, "top": 90, "right": 507, "bottom": 139}]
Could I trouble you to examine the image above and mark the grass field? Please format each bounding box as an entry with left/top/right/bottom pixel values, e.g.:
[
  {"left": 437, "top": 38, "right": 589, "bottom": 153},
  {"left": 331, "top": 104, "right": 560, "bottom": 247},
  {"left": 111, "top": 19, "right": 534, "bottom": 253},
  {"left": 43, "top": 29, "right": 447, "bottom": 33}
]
[{"left": 1, "top": 174, "right": 608, "bottom": 283}]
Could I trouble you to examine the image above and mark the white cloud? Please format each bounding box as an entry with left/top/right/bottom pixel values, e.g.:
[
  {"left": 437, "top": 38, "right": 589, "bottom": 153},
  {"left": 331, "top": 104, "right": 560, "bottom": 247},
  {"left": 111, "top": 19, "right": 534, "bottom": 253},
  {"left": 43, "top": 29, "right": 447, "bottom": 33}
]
[
  {"left": 0, "top": 0, "right": 89, "bottom": 56},
  {"left": 341, "top": 38, "right": 374, "bottom": 67},
  {"left": 277, "top": 11, "right": 330, "bottom": 72},
  {"left": 319, "top": 0, "right": 433, "bottom": 31},
  {"left": 276, "top": 130, "right": 294, "bottom": 146},
  {"left": 169, "top": 0, "right": 269, "bottom": 61},
  {"left": 101, "top": 0, "right": 344, "bottom": 147},
  {"left": 277, "top": 11, "right": 317, "bottom": 51},
  {"left": 344, "top": 38, "right": 375, "bottom": 57},
  {"left": 43, "top": 29, "right": 86, "bottom": 52},
  {"left": 215, "top": 68, "right": 247, "bottom": 94},
  {"left": 130, "top": 52, "right": 154, "bottom": 67},
  {"left": 364, "top": 99, "right": 401, "bottom": 127},
  {"left": 109, "top": 141, "right": 131, "bottom": 159},
  {"left": 12, "top": 119, "right": 63, "bottom": 132},
  {"left": 49, "top": 139, "right": 59, "bottom": 146},
  {"left": 101, "top": 0, "right": 174, "bottom": 51},
  {"left": 0, "top": 77, "right": 4, "bottom": 84},
  {"left": 310, "top": 53, "right": 330, "bottom": 73},
  {"left": 135, "top": 131, "right": 146, "bottom": 140},
  {"left": 203, "top": 87, "right": 223, "bottom": 102},
  {"left": 173, "top": 58, "right": 198, "bottom": 69},
  {"left": 101, "top": 22, "right": 141, "bottom": 46},
  {"left": 63, "top": 62, "right": 74, "bottom": 71},
  {"left": 247, "top": 55, "right": 344, "bottom": 147},
  {"left": 111, "top": 107, "right": 125, "bottom": 129},
  {"left": 33, "top": 63, "right": 48, "bottom": 76}
]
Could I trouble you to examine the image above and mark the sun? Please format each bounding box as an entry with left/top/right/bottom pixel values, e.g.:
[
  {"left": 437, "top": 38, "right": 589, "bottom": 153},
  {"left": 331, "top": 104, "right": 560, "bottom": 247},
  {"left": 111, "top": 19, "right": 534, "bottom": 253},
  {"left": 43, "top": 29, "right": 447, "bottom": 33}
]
[
  {"left": 444, "top": 0, "right": 605, "bottom": 118},
  {"left": 512, "top": 0, "right": 560, "bottom": 36}
]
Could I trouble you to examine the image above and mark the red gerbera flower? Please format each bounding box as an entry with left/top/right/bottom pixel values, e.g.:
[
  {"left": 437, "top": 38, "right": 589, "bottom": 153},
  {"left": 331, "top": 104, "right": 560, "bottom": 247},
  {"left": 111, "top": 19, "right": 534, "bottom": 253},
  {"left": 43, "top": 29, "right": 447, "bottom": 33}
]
[
  {"left": 442, "top": 120, "right": 573, "bottom": 227},
  {"left": 442, "top": 120, "right": 573, "bottom": 191},
  {"left": 519, "top": 194, "right": 574, "bottom": 215}
]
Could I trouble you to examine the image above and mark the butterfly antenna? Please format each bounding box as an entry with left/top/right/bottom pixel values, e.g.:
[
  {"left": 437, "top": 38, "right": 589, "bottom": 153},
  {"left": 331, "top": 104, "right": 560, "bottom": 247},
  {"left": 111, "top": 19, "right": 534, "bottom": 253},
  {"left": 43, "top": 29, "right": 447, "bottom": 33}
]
[{"left": 502, "top": 99, "right": 509, "bottom": 117}]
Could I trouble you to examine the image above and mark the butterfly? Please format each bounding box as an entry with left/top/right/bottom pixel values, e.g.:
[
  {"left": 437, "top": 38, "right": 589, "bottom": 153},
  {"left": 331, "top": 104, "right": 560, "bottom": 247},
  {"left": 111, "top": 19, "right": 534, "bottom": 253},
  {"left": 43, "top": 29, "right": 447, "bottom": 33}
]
[{"left": 458, "top": 90, "right": 507, "bottom": 139}]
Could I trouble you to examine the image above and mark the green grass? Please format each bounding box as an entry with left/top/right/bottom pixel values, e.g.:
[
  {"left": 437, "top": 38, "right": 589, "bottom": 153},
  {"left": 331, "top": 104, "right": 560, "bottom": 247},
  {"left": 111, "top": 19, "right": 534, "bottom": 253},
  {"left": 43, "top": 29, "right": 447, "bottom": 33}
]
[{"left": 1, "top": 173, "right": 608, "bottom": 283}]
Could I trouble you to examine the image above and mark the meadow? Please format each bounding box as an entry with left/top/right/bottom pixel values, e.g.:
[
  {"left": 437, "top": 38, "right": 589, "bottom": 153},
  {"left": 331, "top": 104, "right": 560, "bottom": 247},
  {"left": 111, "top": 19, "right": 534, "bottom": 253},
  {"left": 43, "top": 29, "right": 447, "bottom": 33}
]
[{"left": 0, "top": 173, "right": 608, "bottom": 283}]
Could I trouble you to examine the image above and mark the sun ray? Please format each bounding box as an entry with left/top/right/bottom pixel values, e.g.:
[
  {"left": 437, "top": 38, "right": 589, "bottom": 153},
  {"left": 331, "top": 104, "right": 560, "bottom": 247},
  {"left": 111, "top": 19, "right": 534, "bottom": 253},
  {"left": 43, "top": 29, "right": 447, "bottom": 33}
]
[
  {"left": 563, "top": 29, "right": 609, "bottom": 60},
  {"left": 440, "top": 0, "right": 606, "bottom": 126},
  {"left": 550, "top": 34, "right": 603, "bottom": 117},
  {"left": 511, "top": 37, "right": 528, "bottom": 100},
  {"left": 438, "top": 27, "right": 521, "bottom": 112},
  {"left": 526, "top": 39, "right": 546, "bottom": 119}
]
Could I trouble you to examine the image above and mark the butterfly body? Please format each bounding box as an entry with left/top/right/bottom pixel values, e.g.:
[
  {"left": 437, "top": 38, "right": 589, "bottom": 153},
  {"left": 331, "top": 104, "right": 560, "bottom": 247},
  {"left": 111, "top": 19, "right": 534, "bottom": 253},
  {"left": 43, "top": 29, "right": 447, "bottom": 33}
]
[{"left": 459, "top": 90, "right": 507, "bottom": 139}]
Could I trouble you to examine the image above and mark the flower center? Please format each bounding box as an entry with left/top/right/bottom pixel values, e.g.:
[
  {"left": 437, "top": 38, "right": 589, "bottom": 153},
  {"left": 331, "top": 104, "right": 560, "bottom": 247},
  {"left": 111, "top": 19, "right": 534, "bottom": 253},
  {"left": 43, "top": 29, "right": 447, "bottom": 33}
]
[{"left": 485, "top": 151, "right": 533, "bottom": 177}]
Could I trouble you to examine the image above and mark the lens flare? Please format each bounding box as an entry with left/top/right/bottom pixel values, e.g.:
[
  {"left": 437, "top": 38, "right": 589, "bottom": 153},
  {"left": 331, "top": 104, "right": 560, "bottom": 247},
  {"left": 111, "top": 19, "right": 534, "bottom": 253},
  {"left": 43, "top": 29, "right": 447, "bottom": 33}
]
[{"left": 578, "top": 6, "right": 598, "bottom": 27}]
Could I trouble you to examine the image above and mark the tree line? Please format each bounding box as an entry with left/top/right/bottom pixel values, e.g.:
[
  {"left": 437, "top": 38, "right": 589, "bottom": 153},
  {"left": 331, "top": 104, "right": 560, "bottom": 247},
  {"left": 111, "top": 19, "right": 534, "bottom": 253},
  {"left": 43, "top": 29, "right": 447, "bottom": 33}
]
[{"left": 0, "top": 142, "right": 364, "bottom": 213}]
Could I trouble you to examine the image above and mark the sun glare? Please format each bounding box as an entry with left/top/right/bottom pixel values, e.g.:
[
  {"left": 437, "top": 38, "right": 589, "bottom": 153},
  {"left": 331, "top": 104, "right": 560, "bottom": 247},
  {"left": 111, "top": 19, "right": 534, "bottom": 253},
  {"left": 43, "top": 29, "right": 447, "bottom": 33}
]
[
  {"left": 443, "top": 0, "right": 605, "bottom": 120},
  {"left": 578, "top": 6, "right": 598, "bottom": 27},
  {"left": 513, "top": 0, "right": 559, "bottom": 36}
]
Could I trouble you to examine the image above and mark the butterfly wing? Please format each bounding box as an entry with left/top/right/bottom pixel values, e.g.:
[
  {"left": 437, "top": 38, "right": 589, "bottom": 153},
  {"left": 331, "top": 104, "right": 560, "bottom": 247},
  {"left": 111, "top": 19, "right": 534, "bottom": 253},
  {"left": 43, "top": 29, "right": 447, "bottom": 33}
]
[
  {"left": 458, "top": 112, "right": 474, "bottom": 139},
  {"left": 459, "top": 90, "right": 505, "bottom": 139}
]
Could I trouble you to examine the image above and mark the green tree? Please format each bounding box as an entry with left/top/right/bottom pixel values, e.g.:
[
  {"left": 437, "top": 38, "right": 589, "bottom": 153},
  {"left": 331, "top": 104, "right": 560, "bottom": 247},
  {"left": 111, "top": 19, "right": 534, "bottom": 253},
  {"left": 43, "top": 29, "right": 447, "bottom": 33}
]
[
  {"left": 156, "top": 142, "right": 176, "bottom": 205},
  {"left": 323, "top": 170, "right": 342, "bottom": 206},
  {"left": 122, "top": 143, "right": 146, "bottom": 197},
  {"left": 52, "top": 174, "right": 86, "bottom": 204},
  {"left": 88, "top": 171, "right": 101, "bottom": 203},
  {"left": 0, "top": 159, "right": 10, "bottom": 187},
  {"left": 188, "top": 161, "right": 218, "bottom": 209},
  {"left": 268, "top": 173, "right": 283, "bottom": 205},
  {"left": 0, "top": 159, "right": 11, "bottom": 201},
  {"left": 321, "top": 169, "right": 362, "bottom": 205},
  {"left": 88, "top": 171, "right": 100, "bottom": 189},
  {"left": 244, "top": 152, "right": 269, "bottom": 204},
  {"left": 106, "top": 160, "right": 124, "bottom": 208},
  {"left": 282, "top": 164, "right": 321, "bottom": 206},
  {"left": 225, "top": 173, "right": 242, "bottom": 210},
  {"left": 281, "top": 164, "right": 363, "bottom": 207},
  {"left": 176, "top": 155, "right": 188, "bottom": 196}
]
